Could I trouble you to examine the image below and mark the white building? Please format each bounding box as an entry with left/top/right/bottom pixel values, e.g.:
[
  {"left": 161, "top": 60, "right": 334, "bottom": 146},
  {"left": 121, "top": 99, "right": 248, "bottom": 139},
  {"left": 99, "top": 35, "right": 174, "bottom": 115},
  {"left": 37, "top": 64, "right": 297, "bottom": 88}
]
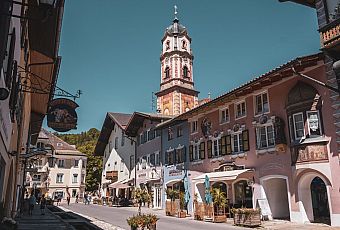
[
  {"left": 26, "top": 129, "right": 87, "bottom": 203},
  {"left": 94, "top": 113, "right": 135, "bottom": 199}
]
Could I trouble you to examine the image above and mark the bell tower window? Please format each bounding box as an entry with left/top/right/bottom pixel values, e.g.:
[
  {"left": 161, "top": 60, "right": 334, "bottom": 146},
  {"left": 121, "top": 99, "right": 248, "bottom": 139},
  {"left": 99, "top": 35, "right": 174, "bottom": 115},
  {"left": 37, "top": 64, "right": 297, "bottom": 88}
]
[
  {"left": 166, "top": 40, "right": 170, "bottom": 50},
  {"left": 183, "top": 66, "right": 189, "bottom": 78},
  {"left": 165, "top": 67, "right": 170, "bottom": 79},
  {"left": 182, "top": 40, "right": 187, "bottom": 50}
]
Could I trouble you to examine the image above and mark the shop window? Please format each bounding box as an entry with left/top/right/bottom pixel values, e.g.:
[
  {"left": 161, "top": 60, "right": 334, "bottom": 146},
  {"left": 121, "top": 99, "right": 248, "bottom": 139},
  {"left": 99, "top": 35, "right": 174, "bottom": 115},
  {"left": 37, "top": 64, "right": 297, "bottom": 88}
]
[{"left": 234, "top": 180, "right": 253, "bottom": 208}]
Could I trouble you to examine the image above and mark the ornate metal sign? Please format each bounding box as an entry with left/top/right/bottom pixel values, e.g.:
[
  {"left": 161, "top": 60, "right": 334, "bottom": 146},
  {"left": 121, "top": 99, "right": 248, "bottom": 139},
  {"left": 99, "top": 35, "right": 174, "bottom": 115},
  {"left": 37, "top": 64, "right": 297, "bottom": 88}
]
[{"left": 47, "top": 98, "right": 78, "bottom": 132}]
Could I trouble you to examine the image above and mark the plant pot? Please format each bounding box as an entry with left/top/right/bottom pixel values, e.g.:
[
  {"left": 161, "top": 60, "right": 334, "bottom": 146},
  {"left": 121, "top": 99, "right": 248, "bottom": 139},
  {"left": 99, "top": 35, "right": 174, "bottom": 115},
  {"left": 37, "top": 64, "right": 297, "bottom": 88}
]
[
  {"left": 177, "top": 211, "right": 186, "bottom": 218},
  {"left": 233, "top": 212, "right": 261, "bottom": 227},
  {"left": 148, "top": 223, "right": 157, "bottom": 230},
  {"left": 213, "top": 215, "right": 226, "bottom": 223}
]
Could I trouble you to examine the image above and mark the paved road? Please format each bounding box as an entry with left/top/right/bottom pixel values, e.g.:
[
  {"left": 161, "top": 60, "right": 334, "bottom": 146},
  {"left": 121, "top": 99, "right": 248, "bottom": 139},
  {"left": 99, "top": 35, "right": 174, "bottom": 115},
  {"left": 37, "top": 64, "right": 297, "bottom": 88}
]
[{"left": 60, "top": 203, "right": 240, "bottom": 230}]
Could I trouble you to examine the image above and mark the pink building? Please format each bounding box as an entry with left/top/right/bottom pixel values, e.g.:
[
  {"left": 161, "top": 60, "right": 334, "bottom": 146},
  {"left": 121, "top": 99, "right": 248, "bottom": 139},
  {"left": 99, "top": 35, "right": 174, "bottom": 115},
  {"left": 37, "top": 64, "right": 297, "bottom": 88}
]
[{"left": 172, "top": 53, "right": 340, "bottom": 226}]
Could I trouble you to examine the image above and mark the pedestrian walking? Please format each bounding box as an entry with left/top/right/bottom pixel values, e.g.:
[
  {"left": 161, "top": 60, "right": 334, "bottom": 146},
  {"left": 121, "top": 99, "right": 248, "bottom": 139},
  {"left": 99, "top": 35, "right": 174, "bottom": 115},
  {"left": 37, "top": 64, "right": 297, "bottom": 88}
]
[
  {"left": 40, "top": 194, "right": 46, "bottom": 215},
  {"left": 84, "top": 193, "right": 88, "bottom": 205},
  {"left": 75, "top": 193, "right": 79, "bottom": 203},
  {"left": 67, "top": 195, "right": 70, "bottom": 206},
  {"left": 28, "top": 192, "right": 36, "bottom": 216},
  {"left": 57, "top": 194, "right": 62, "bottom": 205}
]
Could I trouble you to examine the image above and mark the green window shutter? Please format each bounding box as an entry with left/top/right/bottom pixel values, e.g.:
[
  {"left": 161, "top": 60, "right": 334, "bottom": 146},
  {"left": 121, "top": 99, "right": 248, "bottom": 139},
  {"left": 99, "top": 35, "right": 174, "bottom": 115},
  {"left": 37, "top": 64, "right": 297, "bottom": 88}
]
[
  {"left": 221, "top": 136, "right": 226, "bottom": 155},
  {"left": 226, "top": 135, "right": 232, "bottom": 155},
  {"left": 242, "top": 130, "right": 250, "bottom": 151},
  {"left": 189, "top": 145, "right": 193, "bottom": 161},
  {"left": 199, "top": 142, "right": 206, "bottom": 160},
  {"left": 207, "top": 140, "right": 213, "bottom": 158}
]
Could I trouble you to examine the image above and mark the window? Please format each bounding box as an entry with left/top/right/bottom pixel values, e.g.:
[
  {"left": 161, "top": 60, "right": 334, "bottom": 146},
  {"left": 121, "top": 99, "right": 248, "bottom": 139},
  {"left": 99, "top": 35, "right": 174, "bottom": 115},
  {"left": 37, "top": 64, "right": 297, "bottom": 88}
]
[
  {"left": 109, "top": 141, "right": 112, "bottom": 152},
  {"left": 150, "top": 153, "right": 155, "bottom": 166},
  {"left": 81, "top": 174, "right": 85, "bottom": 183},
  {"left": 183, "top": 66, "right": 189, "bottom": 78},
  {"left": 235, "top": 101, "right": 246, "bottom": 118},
  {"left": 193, "top": 144, "right": 199, "bottom": 160},
  {"left": 256, "top": 125, "right": 275, "bottom": 149},
  {"left": 74, "top": 160, "right": 79, "bottom": 167},
  {"left": 121, "top": 132, "right": 125, "bottom": 146},
  {"left": 115, "top": 137, "right": 118, "bottom": 149},
  {"left": 307, "top": 111, "right": 322, "bottom": 136},
  {"left": 199, "top": 142, "right": 206, "bottom": 160},
  {"left": 191, "top": 121, "right": 198, "bottom": 133},
  {"left": 120, "top": 160, "right": 124, "bottom": 172},
  {"left": 130, "top": 155, "right": 135, "bottom": 170},
  {"left": 155, "top": 152, "right": 160, "bottom": 166},
  {"left": 255, "top": 92, "right": 269, "bottom": 115},
  {"left": 72, "top": 189, "right": 77, "bottom": 197},
  {"left": 142, "top": 156, "right": 147, "bottom": 169},
  {"left": 72, "top": 174, "right": 78, "bottom": 183},
  {"left": 232, "top": 133, "right": 243, "bottom": 153},
  {"left": 136, "top": 158, "right": 140, "bottom": 170},
  {"left": 293, "top": 113, "right": 305, "bottom": 140},
  {"left": 165, "top": 66, "right": 170, "bottom": 79},
  {"left": 166, "top": 40, "right": 170, "bottom": 50},
  {"left": 220, "top": 108, "right": 229, "bottom": 123},
  {"left": 207, "top": 140, "right": 213, "bottom": 158},
  {"left": 57, "top": 159, "right": 65, "bottom": 168},
  {"left": 149, "top": 128, "right": 155, "bottom": 141},
  {"left": 168, "top": 127, "right": 174, "bottom": 140},
  {"left": 177, "top": 126, "right": 183, "bottom": 137},
  {"left": 56, "top": 174, "right": 64, "bottom": 183},
  {"left": 175, "top": 148, "right": 185, "bottom": 164},
  {"left": 166, "top": 150, "right": 174, "bottom": 165}
]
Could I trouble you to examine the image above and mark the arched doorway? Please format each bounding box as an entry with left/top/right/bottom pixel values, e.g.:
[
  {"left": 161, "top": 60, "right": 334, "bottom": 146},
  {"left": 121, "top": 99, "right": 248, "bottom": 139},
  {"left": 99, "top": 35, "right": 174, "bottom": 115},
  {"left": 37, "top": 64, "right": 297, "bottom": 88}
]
[
  {"left": 233, "top": 180, "right": 252, "bottom": 208},
  {"left": 310, "top": 177, "right": 330, "bottom": 224}
]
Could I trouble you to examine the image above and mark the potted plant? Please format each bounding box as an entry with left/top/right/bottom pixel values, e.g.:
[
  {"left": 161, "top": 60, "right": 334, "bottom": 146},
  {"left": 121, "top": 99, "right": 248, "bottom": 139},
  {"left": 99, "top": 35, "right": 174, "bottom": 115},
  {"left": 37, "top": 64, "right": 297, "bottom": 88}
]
[
  {"left": 211, "top": 188, "right": 227, "bottom": 223},
  {"left": 133, "top": 188, "right": 148, "bottom": 215},
  {"left": 145, "top": 214, "right": 159, "bottom": 230},
  {"left": 177, "top": 191, "right": 186, "bottom": 218},
  {"left": 165, "top": 188, "right": 178, "bottom": 216},
  {"left": 232, "top": 208, "right": 261, "bottom": 227},
  {"left": 127, "top": 214, "right": 159, "bottom": 230}
]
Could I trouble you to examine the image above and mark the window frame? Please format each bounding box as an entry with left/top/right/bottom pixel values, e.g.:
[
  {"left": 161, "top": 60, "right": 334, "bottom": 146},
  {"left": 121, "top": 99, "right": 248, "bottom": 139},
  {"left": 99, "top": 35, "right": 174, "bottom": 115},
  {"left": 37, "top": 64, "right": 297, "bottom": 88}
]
[
  {"left": 235, "top": 101, "right": 246, "bottom": 119},
  {"left": 191, "top": 120, "right": 198, "bottom": 134},
  {"left": 254, "top": 92, "right": 269, "bottom": 116},
  {"left": 220, "top": 107, "right": 230, "bottom": 124},
  {"left": 56, "top": 173, "right": 64, "bottom": 183},
  {"left": 306, "top": 110, "right": 322, "bottom": 137},
  {"left": 232, "top": 132, "right": 243, "bottom": 154},
  {"left": 292, "top": 112, "right": 305, "bottom": 140},
  {"left": 164, "top": 66, "right": 170, "bottom": 79},
  {"left": 256, "top": 124, "right": 275, "bottom": 150},
  {"left": 72, "top": 174, "right": 78, "bottom": 183}
]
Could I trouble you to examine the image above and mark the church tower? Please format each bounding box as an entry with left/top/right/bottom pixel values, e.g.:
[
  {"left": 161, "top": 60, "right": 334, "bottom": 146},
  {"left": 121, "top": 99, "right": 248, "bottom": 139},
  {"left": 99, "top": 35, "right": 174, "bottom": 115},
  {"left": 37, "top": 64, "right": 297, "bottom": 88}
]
[{"left": 155, "top": 6, "right": 199, "bottom": 116}]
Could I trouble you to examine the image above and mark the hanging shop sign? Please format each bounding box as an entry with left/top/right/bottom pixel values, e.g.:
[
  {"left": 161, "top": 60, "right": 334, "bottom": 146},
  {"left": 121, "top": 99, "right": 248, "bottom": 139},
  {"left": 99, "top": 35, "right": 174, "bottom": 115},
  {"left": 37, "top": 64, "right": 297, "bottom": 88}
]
[{"left": 47, "top": 98, "right": 78, "bottom": 132}]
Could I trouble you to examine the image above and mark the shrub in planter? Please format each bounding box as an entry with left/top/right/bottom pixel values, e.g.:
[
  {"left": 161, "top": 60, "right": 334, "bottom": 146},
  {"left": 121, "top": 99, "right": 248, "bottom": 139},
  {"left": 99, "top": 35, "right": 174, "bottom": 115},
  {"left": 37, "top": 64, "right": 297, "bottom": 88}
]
[
  {"left": 211, "top": 188, "right": 227, "bottom": 223},
  {"left": 127, "top": 214, "right": 159, "bottom": 230}
]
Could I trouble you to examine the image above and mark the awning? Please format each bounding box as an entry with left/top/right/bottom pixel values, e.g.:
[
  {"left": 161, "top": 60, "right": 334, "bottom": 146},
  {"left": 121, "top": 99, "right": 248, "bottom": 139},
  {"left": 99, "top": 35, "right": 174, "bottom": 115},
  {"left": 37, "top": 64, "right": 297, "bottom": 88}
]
[
  {"left": 108, "top": 180, "right": 131, "bottom": 189},
  {"left": 192, "top": 169, "right": 253, "bottom": 182}
]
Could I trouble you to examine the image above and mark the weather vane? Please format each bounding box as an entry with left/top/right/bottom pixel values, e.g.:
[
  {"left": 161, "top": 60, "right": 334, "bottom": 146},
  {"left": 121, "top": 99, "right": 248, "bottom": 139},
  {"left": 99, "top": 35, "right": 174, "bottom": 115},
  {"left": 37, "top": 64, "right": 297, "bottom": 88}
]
[{"left": 174, "top": 5, "right": 178, "bottom": 19}]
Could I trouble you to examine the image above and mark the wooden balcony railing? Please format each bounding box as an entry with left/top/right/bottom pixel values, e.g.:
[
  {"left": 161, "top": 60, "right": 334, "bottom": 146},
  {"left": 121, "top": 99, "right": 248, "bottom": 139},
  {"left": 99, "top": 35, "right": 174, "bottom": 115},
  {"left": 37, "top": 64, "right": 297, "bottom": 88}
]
[
  {"left": 105, "top": 170, "right": 118, "bottom": 181},
  {"left": 320, "top": 18, "right": 340, "bottom": 50}
]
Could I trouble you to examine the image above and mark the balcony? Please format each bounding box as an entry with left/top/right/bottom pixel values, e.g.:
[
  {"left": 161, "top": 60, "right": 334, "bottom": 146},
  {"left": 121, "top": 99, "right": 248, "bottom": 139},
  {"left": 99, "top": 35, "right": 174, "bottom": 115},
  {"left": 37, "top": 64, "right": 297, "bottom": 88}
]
[
  {"left": 291, "top": 143, "right": 328, "bottom": 165},
  {"left": 105, "top": 171, "right": 118, "bottom": 181},
  {"left": 320, "top": 18, "right": 340, "bottom": 54}
]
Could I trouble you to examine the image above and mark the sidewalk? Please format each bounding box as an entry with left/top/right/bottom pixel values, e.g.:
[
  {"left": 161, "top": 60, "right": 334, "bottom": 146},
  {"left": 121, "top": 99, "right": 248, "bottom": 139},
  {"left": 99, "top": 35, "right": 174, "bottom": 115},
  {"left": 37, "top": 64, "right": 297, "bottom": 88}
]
[{"left": 15, "top": 204, "right": 71, "bottom": 230}]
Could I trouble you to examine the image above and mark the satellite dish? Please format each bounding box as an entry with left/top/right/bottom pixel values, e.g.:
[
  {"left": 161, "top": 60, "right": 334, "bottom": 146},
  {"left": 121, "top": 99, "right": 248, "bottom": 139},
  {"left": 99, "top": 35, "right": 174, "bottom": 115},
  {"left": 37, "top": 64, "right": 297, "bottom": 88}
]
[{"left": 0, "top": 88, "right": 9, "bottom": 100}]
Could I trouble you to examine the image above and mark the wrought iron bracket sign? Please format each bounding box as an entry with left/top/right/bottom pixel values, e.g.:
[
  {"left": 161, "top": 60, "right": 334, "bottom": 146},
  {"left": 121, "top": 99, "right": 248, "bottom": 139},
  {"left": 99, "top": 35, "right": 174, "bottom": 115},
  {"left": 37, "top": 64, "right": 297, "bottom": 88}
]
[{"left": 47, "top": 98, "right": 78, "bottom": 132}]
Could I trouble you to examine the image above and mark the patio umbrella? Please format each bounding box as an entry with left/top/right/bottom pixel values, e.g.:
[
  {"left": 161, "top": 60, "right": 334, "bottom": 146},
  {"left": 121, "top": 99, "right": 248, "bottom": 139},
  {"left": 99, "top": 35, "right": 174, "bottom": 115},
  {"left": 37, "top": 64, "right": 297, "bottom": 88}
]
[
  {"left": 183, "top": 175, "right": 190, "bottom": 205},
  {"left": 204, "top": 175, "right": 212, "bottom": 204}
]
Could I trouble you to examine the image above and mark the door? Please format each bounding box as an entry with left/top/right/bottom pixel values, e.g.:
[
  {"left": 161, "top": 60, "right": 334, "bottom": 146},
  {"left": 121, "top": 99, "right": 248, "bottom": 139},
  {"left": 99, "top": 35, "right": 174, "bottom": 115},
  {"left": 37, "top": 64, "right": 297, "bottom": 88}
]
[
  {"left": 310, "top": 177, "right": 330, "bottom": 224},
  {"left": 154, "top": 185, "right": 162, "bottom": 209}
]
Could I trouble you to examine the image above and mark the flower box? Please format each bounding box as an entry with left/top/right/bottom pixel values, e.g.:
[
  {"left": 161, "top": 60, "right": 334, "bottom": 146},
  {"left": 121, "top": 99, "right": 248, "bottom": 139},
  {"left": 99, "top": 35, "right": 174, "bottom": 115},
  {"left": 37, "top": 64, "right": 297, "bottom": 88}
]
[
  {"left": 127, "top": 214, "right": 159, "bottom": 230},
  {"left": 177, "top": 211, "right": 186, "bottom": 218},
  {"left": 232, "top": 208, "right": 261, "bottom": 227},
  {"left": 213, "top": 215, "right": 226, "bottom": 223}
]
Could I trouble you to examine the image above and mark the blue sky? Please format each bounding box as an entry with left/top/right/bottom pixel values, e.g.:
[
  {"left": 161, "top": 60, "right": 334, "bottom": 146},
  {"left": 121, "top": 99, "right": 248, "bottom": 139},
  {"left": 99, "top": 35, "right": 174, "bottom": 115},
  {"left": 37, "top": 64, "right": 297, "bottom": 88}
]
[{"left": 48, "top": 0, "right": 320, "bottom": 133}]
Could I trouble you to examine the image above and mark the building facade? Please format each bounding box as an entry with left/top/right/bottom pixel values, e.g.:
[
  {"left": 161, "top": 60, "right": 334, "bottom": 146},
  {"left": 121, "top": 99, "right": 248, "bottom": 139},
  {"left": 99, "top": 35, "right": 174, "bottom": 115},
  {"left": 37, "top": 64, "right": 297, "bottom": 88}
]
[
  {"left": 0, "top": 0, "right": 65, "bottom": 217},
  {"left": 125, "top": 112, "right": 172, "bottom": 209},
  {"left": 94, "top": 113, "right": 135, "bottom": 200},
  {"left": 26, "top": 129, "right": 87, "bottom": 203},
  {"left": 155, "top": 13, "right": 199, "bottom": 116}
]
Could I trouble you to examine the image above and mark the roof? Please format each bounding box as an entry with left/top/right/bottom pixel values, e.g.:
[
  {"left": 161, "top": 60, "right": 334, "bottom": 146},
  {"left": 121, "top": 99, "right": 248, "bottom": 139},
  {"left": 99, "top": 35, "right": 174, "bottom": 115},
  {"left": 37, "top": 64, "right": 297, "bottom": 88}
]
[
  {"left": 175, "top": 53, "right": 323, "bottom": 120},
  {"left": 278, "top": 0, "right": 315, "bottom": 8},
  {"left": 165, "top": 18, "right": 187, "bottom": 36},
  {"left": 192, "top": 169, "right": 253, "bottom": 182},
  {"left": 125, "top": 112, "right": 173, "bottom": 137},
  {"left": 38, "top": 128, "right": 85, "bottom": 156},
  {"left": 94, "top": 112, "right": 132, "bottom": 156}
]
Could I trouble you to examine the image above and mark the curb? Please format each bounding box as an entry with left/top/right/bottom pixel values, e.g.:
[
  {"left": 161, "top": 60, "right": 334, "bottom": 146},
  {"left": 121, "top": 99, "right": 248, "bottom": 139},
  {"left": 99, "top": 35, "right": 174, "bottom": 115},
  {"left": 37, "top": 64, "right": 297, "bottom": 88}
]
[{"left": 58, "top": 205, "right": 126, "bottom": 230}]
